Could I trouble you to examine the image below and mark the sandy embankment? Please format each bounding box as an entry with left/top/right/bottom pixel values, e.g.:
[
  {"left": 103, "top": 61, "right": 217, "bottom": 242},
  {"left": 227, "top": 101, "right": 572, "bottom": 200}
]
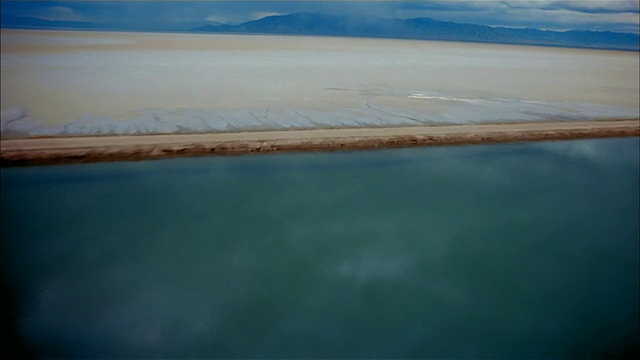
[{"left": 1, "top": 120, "right": 638, "bottom": 166}]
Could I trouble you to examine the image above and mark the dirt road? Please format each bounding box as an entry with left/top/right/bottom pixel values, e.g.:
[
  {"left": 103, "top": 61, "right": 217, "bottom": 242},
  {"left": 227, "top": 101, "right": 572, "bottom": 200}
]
[{"left": 2, "top": 120, "right": 638, "bottom": 166}]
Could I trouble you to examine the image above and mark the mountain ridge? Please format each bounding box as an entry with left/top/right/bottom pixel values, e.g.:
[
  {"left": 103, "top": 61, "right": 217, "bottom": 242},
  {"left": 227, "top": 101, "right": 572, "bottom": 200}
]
[
  {"left": 191, "top": 12, "right": 639, "bottom": 51},
  {"left": 1, "top": 12, "right": 637, "bottom": 50},
  {"left": 0, "top": 15, "right": 210, "bottom": 32}
]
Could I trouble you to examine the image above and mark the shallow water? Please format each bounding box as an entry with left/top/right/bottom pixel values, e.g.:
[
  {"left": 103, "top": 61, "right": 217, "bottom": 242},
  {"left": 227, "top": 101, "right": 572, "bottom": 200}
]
[
  {"left": 1, "top": 30, "right": 638, "bottom": 136},
  {"left": 2, "top": 138, "right": 639, "bottom": 358}
]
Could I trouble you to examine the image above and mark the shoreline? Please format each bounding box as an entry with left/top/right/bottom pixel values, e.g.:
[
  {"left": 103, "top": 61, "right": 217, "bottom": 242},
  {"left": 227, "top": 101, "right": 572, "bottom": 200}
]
[{"left": 1, "top": 120, "right": 638, "bottom": 167}]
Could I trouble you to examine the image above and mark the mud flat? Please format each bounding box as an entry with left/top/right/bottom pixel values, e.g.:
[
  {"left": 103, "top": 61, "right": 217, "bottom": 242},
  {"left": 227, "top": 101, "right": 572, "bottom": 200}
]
[
  {"left": 1, "top": 120, "right": 637, "bottom": 166},
  {"left": 2, "top": 30, "right": 639, "bottom": 137}
]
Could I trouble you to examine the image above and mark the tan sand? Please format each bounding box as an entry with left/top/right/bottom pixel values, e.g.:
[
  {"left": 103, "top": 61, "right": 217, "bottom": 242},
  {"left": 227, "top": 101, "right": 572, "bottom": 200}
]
[{"left": 1, "top": 120, "right": 638, "bottom": 166}]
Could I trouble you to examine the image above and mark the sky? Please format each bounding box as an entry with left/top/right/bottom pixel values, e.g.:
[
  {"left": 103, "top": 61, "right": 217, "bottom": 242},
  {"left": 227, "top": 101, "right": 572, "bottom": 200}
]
[{"left": 1, "top": 1, "right": 639, "bottom": 33}]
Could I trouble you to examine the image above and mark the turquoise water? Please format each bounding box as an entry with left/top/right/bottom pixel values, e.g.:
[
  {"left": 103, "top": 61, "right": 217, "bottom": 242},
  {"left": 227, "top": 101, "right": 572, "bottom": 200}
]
[{"left": 2, "top": 138, "right": 639, "bottom": 358}]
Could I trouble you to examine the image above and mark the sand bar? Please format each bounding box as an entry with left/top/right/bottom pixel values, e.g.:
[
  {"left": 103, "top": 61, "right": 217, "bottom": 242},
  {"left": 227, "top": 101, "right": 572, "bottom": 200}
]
[{"left": 1, "top": 120, "right": 638, "bottom": 166}]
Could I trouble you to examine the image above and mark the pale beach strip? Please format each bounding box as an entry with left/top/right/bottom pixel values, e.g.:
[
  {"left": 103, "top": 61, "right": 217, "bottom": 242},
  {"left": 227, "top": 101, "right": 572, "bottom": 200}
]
[{"left": 1, "top": 119, "right": 638, "bottom": 166}]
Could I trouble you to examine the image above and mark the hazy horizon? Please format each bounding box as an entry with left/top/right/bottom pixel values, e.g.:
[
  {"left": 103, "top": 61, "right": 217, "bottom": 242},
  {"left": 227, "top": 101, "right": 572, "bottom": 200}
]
[{"left": 2, "top": 1, "right": 639, "bottom": 34}]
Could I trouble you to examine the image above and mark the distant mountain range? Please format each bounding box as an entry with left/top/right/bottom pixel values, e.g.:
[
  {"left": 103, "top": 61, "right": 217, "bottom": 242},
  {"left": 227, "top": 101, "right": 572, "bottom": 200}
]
[
  {"left": 192, "top": 13, "right": 639, "bottom": 51},
  {"left": 0, "top": 15, "right": 210, "bottom": 33},
  {"left": 2, "top": 12, "right": 637, "bottom": 51}
]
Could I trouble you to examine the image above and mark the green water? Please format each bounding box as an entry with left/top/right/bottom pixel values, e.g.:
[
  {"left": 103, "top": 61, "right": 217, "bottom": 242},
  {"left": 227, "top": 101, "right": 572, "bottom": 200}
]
[{"left": 2, "top": 138, "right": 639, "bottom": 359}]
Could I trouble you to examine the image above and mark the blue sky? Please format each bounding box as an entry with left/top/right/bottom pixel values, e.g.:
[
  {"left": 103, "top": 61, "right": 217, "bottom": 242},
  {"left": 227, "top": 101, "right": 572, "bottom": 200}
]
[{"left": 2, "top": 1, "right": 639, "bottom": 33}]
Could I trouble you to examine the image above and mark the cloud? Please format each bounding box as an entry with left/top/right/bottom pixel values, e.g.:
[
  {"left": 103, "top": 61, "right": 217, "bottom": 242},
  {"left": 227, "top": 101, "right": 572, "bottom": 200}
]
[
  {"left": 249, "top": 11, "right": 287, "bottom": 20},
  {"left": 400, "top": 1, "right": 639, "bottom": 14},
  {"left": 205, "top": 15, "right": 226, "bottom": 23},
  {"left": 38, "top": 6, "right": 88, "bottom": 22},
  {"left": 507, "top": 8, "right": 640, "bottom": 31},
  {"left": 505, "top": 0, "right": 640, "bottom": 14},
  {"left": 392, "top": 1, "right": 639, "bottom": 32},
  {"left": 206, "top": 10, "right": 286, "bottom": 24}
]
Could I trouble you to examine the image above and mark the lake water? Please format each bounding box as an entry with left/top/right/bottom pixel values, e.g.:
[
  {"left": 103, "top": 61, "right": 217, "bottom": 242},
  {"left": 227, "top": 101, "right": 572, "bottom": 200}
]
[
  {"left": 2, "top": 30, "right": 639, "bottom": 137},
  {"left": 2, "top": 138, "right": 638, "bottom": 358}
]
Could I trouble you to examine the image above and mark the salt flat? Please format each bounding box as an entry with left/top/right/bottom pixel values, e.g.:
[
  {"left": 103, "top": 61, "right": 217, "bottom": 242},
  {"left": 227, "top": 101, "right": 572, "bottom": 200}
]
[{"left": 1, "top": 29, "right": 638, "bottom": 137}]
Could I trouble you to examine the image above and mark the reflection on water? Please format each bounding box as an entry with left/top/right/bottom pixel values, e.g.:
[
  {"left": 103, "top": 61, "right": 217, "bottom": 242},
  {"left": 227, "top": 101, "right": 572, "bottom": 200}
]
[{"left": 1, "top": 138, "right": 639, "bottom": 358}]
